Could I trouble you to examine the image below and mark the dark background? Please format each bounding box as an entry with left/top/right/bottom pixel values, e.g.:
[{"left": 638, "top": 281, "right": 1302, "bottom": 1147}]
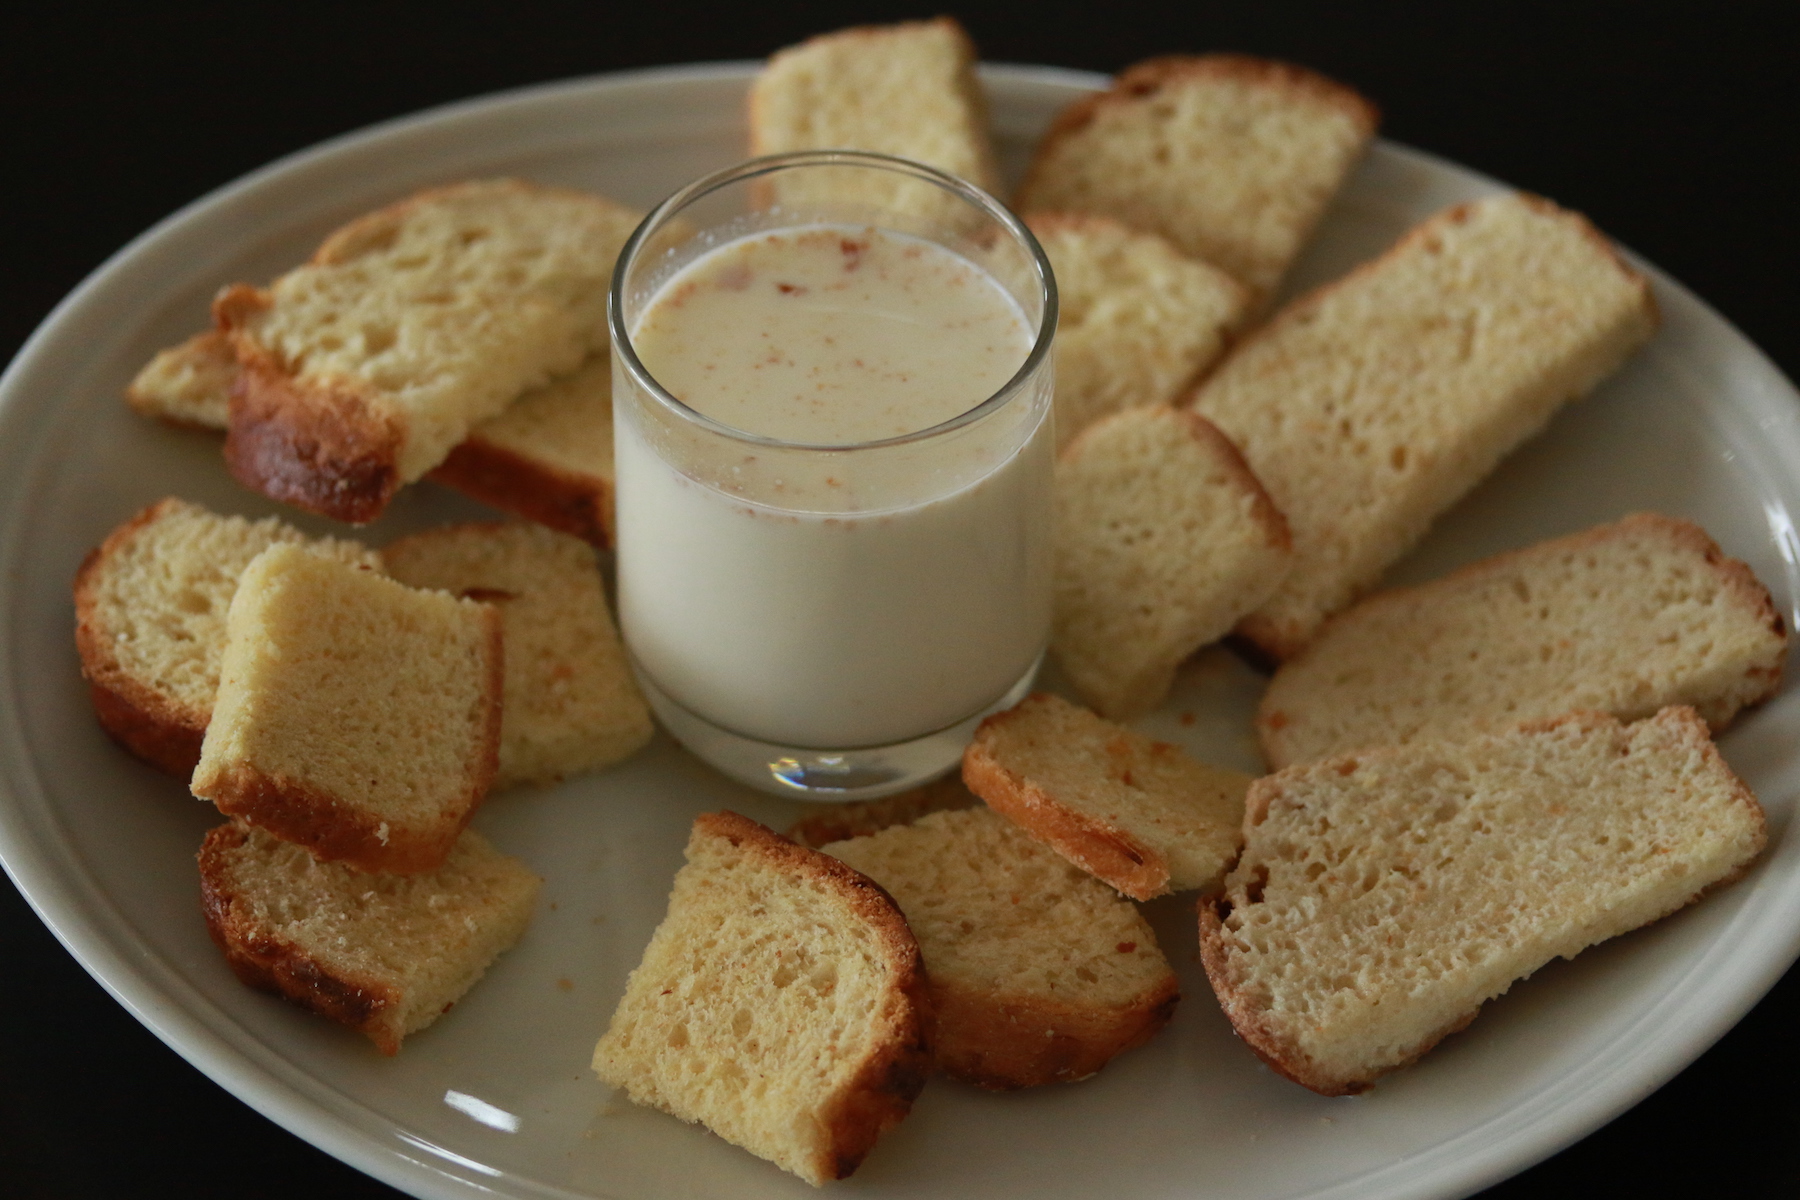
[{"left": 3, "top": 2, "right": 1797, "bottom": 1196}]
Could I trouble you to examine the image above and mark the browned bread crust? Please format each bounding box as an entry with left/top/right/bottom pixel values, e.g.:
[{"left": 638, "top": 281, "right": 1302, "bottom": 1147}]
[
  {"left": 786, "top": 774, "right": 980, "bottom": 848},
  {"left": 198, "top": 822, "right": 405, "bottom": 1052},
  {"left": 934, "top": 971, "right": 1178, "bottom": 1090},
  {"left": 427, "top": 435, "right": 613, "bottom": 547}
]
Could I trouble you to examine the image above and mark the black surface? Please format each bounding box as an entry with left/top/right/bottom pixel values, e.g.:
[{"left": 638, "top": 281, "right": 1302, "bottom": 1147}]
[{"left": 3, "top": 3, "right": 1798, "bottom": 1196}]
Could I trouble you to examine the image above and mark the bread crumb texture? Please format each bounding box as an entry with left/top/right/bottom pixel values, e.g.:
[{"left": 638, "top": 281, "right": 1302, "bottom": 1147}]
[
  {"left": 382, "top": 521, "right": 651, "bottom": 788},
  {"left": 191, "top": 543, "right": 501, "bottom": 874},
  {"left": 826, "top": 807, "right": 1178, "bottom": 1088},
  {"left": 1201, "top": 707, "right": 1766, "bottom": 1095},
  {"left": 592, "top": 812, "right": 930, "bottom": 1187},
  {"left": 965, "top": 693, "right": 1250, "bottom": 899},
  {"left": 1190, "top": 191, "right": 1658, "bottom": 659},
  {"left": 126, "top": 330, "right": 235, "bottom": 428},
  {"left": 1259, "top": 513, "right": 1788, "bottom": 767},
  {"left": 199, "top": 822, "right": 538, "bottom": 1054}
]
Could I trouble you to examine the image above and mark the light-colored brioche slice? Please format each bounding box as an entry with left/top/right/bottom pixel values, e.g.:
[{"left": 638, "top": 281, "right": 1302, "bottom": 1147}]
[
  {"left": 426, "top": 353, "right": 618, "bottom": 546},
  {"left": 1259, "top": 514, "right": 1789, "bottom": 767},
  {"left": 825, "top": 807, "right": 1178, "bottom": 1089},
  {"left": 191, "top": 543, "right": 502, "bottom": 874},
  {"left": 126, "top": 329, "right": 236, "bottom": 428},
  {"left": 963, "top": 693, "right": 1250, "bottom": 900},
  {"left": 381, "top": 522, "right": 651, "bottom": 789},
  {"left": 1054, "top": 405, "right": 1293, "bottom": 718},
  {"left": 214, "top": 180, "right": 640, "bottom": 523},
  {"left": 1200, "top": 707, "right": 1767, "bottom": 1096},
  {"left": 199, "top": 821, "right": 537, "bottom": 1054},
  {"left": 1016, "top": 55, "right": 1378, "bottom": 302},
  {"left": 1027, "top": 212, "right": 1248, "bottom": 448},
  {"left": 1187, "top": 191, "right": 1659, "bottom": 660},
  {"left": 786, "top": 773, "right": 981, "bottom": 849},
  {"left": 592, "top": 812, "right": 930, "bottom": 1187},
  {"left": 748, "top": 18, "right": 999, "bottom": 214},
  {"left": 73, "top": 498, "right": 379, "bottom": 777}
]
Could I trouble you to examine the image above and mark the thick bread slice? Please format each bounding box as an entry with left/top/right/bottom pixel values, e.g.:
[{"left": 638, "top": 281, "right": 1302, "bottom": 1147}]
[
  {"left": 381, "top": 522, "right": 652, "bottom": 789},
  {"left": 824, "top": 807, "right": 1178, "bottom": 1089},
  {"left": 1027, "top": 213, "right": 1248, "bottom": 448},
  {"left": 126, "top": 330, "right": 235, "bottom": 428},
  {"left": 1259, "top": 514, "right": 1789, "bottom": 767},
  {"left": 426, "top": 353, "right": 618, "bottom": 546},
  {"left": 592, "top": 812, "right": 931, "bottom": 1187},
  {"left": 787, "top": 774, "right": 981, "bottom": 849},
  {"left": 1054, "top": 405, "right": 1292, "bottom": 718},
  {"left": 1187, "top": 191, "right": 1659, "bottom": 660},
  {"left": 964, "top": 693, "right": 1250, "bottom": 899},
  {"left": 199, "top": 821, "right": 539, "bottom": 1055},
  {"left": 1016, "top": 55, "right": 1378, "bottom": 302},
  {"left": 748, "top": 18, "right": 1000, "bottom": 212},
  {"left": 73, "top": 498, "right": 379, "bottom": 777},
  {"left": 1200, "top": 707, "right": 1766, "bottom": 1096},
  {"left": 214, "top": 180, "right": 640, "bottom": 523},
  {"left": 191, "top": 544, "right": 503, "bottom": 874}
]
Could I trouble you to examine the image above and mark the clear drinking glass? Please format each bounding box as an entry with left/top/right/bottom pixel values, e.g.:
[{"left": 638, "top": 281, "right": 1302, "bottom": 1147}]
[{"left": 609, "top": 150, "right": 1057, "bottom": 800}]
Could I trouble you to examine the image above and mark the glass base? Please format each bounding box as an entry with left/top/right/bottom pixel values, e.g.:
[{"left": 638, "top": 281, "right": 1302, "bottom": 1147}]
[{"left": 632, "top": 656, "right": 1042, "bottom": 802}]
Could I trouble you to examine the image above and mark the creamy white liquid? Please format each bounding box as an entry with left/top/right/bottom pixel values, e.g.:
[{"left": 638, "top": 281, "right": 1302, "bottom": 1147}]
[{"left": 615, "top": 226, "right": 1052, "bottom": 749}]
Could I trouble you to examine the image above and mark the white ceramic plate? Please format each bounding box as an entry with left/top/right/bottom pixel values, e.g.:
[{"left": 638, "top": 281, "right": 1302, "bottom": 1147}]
[{"left": 4, "top": 62, "right": 1800, "bottom": 1200}]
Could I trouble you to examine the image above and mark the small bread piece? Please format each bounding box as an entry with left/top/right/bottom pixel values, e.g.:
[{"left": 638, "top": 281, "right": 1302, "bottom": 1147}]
[
  {"left": 426, "top": 353, "right": 618, "bottom": 546},
  {"left": 1054, "top": 405, "right": 1292, "bottom": 718},
  {"left": 215, "top": 180, "right": 640, "bottom": 523},
  {"left": 964, "top": 693, "right": 1250, "bottom": 900},
  {"left": 1259, "top": 514, "right": 1790, "bottom": 767},
  {"left": 73, "top": 498, "right": 379, "bottom": 777},
  {"left": 825, "top": 807, "right": 1178, "bottom": 1089},
  {"left": 593, "top": 812, "right": 930, "bottom": 1187},
  {"left": 1200, "top": 708, "right": 1767, "bottom": 1096},
  {"left": 382, "top": 522, "right": 652, "bottom": 789},
  {"left": 787, "top": 774, "right": 981, "bottom": 849},
  {"left": 199, "top": 821, "right": 538, "bottom": 1055},
  {"left": 1016, "top": 55, "right": 1378, "bottom": 302},
  {"left": 1026, "top": 213, "right": 1248, "bottom": 448},
  {"left": 191, "top": 544, "right": 502, "bottom": 874},
  {"left": 1188, "top": 191, "right": 1660, "bottom": 660},
  {"left": 126, "top": 330, "right": 236, "bottom": 428},
  {"left": 748, "top": 17, "right": 1000, "bottom": 212}
]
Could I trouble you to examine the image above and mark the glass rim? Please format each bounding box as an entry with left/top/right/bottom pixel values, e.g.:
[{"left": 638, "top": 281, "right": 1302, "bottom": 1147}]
[{"left": 607, "top": 149, "right": 1059, "bottom": 454}]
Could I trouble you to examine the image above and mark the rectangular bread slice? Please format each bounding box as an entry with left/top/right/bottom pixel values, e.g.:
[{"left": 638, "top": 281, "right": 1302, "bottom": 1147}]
[
  {"left": 1054, "top": 405, "right": 1292, "bottom": 718},
  {"left": 73, "top": 498, "right": 379, "bottom": 777},
  {"left": 592, "top": 812, "right": 930, "bottom": 1187},
  {"left": 215, "top": 179, "right": 640, "bottom": 523},
  {"left": 199, "top": 821, "right": 538, "bottom": 1055},
  {"left": 963, "top": 692, "right": 1251, "bottom": 900},
  {"left": 381, "top": 521, "right": 652, "bottom": 789},
  {"left": 1016, "top": 55, "right": 1378, "bottom": 304},
  {"left": 191, "top": 543, "right": 503, "bottom": 874},
  {"left": 1026, "top": 212, "right": 1248, "bottom": 449},
  {"left": 1259, "top": 513, "right": 1789, "bottom": 767},
  {"left": 1187, "top": 191, "right": 1659, "bottom": 660},
  {"left": 824, "top": 807, "right": 1178, "bottom": 1090},
  {"left": 1200, "top": 707, "right": 1766, "bottom": 1096}
]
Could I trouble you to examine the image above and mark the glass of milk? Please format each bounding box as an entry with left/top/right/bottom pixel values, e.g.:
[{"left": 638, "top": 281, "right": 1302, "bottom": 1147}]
[{"left": 610, "top": 150, "right": 1056, "bottom": 800}]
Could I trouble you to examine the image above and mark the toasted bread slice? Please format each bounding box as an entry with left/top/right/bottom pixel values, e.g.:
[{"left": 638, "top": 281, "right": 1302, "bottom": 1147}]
[
  {"left": 1201, "top": 707, "right": 1766, "bottom": 1096},
  {"left": 126, "top": 330, "right": 235, "bottom": 428},
  {"left": 825, "top": 807, "right": 1178, "bottom": 1089},
  {"left": 1016, "top": 55, "right": 1378, "bottom": 303},
  {"left": 787, "top": 773, "right": 982, "bottom": 849},
  {"left": 592, "top": 812, "right": 931, "bottom": 1187},
  {"left": 1259, "top": 513, "right": 1789, "bottom": 767},
  {"left": 382, "top": 522, "right": 652, "bottom": 789},
  {"left": 73, "top": 498, "right": 379, "bottom": 777},
  {"left": 1187, "top": 191, "right": 1659, "bottom": 660},
  {"left": 1026, "top": 213, "right": 1248, "bottom": 448},
  {"left": 199, "top": 821, "right": 538, "bottom": 1054},
  {"left": 1054, "top": 405, "right": 1292, "bottom": 718},
  {"left": 191, "top": 544, "right": 502, "bottom": 874},
  {"left": 964, "top": 693, "right": 1250, "bottom": 900},
  {"left": 215, "top": 180, "right": 639, "bottom": 523}
]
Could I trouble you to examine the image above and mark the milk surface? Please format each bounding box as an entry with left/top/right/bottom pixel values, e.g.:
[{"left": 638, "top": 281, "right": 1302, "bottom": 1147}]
[{"left": 616, "top": 225, "right": 1052, "bottom": 749}]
